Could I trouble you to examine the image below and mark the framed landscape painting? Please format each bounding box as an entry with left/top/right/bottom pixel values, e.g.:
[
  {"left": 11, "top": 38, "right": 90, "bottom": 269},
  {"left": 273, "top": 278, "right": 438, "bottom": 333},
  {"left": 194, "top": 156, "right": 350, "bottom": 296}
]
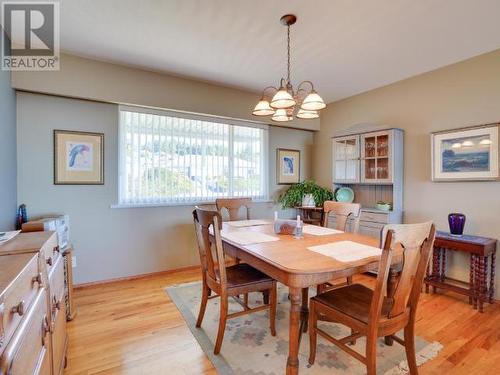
[
  {"left": 54, "top": 130, "right": 104, "bottom": 185},
  {"left": 431, "top": 124, "right": 499, "bottom": 181},
  {"left": 277, "top": 148, "right": 300, "bottom": 184}
]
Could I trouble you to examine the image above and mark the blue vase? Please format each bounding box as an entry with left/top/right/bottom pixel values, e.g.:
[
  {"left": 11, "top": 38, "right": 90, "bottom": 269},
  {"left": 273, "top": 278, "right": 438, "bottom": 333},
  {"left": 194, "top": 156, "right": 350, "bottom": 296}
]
[{"left": 448, "top": 213, "right": 466, "bottom": 236}]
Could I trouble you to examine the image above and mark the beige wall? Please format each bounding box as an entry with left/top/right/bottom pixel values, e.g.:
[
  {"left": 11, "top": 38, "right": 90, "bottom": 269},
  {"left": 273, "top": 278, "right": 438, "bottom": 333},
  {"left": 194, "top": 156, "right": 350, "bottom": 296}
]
[
  {"left": 314, "top": 49, "right": 500, "bottom": 297},
  {"left": 11, "top": 53, "right": 319, "bottom": 131}
]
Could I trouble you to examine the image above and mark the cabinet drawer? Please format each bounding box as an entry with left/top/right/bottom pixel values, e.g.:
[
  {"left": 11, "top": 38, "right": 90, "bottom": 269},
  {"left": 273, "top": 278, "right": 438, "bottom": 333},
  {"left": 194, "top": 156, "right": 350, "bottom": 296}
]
[
  {"left": 0, "top": 254, "right": 42, "bottom": 353},
  {"left": 40, "top": 232, "right": 59, "bottom": 276},
  {"left": 49, "top": 254, "right": 65, "bottom": 302},
  {"left": 52, "top": 302, "right": 67, "bottom": 375},
  {"left": 360, "top": 211, "right": 389, "bottom": 224},
  {"left": 0, "top": 288, "right": 51, "bottom": 374}
]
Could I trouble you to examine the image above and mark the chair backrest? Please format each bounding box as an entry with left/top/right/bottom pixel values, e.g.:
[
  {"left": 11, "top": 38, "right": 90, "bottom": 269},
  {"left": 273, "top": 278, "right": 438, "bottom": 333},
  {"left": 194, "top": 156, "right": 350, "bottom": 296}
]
[
  {"left": 192, "top": 206, "right": 226, "bottom": 286},
  {"left": 216, "top": 197, "right": 252, "bottom": 221},
  {"left": 322, "top": 201, "right": 361, "bottom": 232},
  {"left": 369, "top": 222, "right": 435, "bottom": 325}
]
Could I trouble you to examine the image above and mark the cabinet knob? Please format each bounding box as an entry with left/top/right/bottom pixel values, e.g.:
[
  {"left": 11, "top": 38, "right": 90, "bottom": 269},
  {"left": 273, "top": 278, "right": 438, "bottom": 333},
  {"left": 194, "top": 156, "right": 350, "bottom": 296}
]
[
  {"left": 12, "top": 300, "right": 25, "bottom": 316},
  {"left": 42, "top": 316, "right": 50, "bottom": 346},
  {"left": 53, "top": 295, "right": 61, "bottom": 310},
  {"left": 46, "top": 257, "right": 53, "bottom": 266},
  {"left": 53, "top": 245, "right": 60, "bottom": 254},
  {"left": 32, "top": 273, "right": 43, "bottom": 286}
]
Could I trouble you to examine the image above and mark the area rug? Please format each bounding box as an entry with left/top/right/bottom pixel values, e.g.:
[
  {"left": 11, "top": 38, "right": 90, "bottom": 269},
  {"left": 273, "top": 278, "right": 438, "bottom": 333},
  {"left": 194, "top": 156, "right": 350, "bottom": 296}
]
[{"left": 166, "top": 282, "right": 442, "bottom": 375}]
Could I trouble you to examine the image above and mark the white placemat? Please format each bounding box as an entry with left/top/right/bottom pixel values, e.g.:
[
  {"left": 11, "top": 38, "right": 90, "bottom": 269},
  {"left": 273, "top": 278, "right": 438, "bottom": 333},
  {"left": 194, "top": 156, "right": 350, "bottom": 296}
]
[
  {"left": 221, "top": 230, "right": 279, "bottom": 245},
  {"left": 303, "top": 225, "right": 343, "bottom": 236},
  {"left": 226, "top": 220, "right": 271, "bottom": 228},
  {"left": 308, "top": 240, "right": 382, "bottom": 262}
]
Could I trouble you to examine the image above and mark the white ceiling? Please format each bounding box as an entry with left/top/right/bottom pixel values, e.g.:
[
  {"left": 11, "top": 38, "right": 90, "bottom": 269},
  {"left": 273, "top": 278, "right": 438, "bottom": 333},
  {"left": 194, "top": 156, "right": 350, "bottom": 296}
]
[{"left": 57, "top": 0, "right": 500, "bottom": 103}]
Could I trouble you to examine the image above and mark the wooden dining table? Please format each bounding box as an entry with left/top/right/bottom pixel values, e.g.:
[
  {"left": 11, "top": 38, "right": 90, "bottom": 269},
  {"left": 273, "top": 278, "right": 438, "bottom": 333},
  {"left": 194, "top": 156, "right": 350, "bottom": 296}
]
[{"left": 218, "top": 220, "right": 402, "bottom": 375}]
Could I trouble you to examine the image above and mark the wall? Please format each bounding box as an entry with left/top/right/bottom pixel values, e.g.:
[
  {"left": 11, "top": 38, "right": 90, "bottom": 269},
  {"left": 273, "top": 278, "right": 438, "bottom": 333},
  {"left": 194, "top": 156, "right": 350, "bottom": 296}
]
[
  {"left": 17, "top": 92, "right": 313, "bottom": 284},
  {"left": 11, "top": 53, "right": 320, "bottom": 132},
  {"left": 314, "top": 49, "right": 500, "bottom": 297},
  {"left": 0, "top": 69, "right": 17, "bottom": 230}
]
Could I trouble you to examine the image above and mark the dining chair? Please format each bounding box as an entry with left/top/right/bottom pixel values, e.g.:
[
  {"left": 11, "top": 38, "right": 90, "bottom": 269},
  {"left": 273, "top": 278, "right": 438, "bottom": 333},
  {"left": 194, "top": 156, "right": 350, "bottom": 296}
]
[
  {"left": 308, "top": 222, "right": 436, "bottom": 375},
  {"left": 216, "top": 197, "right": 252, "bottom": 221},
  {"left": 192, "top": 207, "right": 277, "bottom": 354},
  {"left": 317, "top": 201, "right": 362, "bottom": 292}
]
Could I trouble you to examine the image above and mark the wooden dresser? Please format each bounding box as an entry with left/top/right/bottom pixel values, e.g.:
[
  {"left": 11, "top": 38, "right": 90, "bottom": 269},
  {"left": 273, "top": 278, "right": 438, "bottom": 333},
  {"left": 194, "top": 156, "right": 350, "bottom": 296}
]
[{"left": 0, "top": 232, "right": 68, "bottom": 374}]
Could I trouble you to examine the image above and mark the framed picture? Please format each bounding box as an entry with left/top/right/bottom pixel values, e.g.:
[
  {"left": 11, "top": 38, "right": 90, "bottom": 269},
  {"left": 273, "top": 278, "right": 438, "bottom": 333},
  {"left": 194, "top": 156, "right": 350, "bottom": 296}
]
[
  {"left": 277, "top": 148, "right": 300, "bottom": 184},
  {"left": 431, "top": 124, "right": 499, "bottom": 181},
  {"left": 54, "top": 130, "right": 104, "bottom": 185}
]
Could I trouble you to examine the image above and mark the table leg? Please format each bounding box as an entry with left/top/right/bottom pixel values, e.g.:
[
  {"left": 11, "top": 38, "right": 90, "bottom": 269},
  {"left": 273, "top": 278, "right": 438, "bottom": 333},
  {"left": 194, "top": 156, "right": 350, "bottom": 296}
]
[
  {"left": 287, "top": 287, "right": 301, "bottom": 375},
  {"left": 301, "top": 288, "right": 309, "bottom": 333},
  {"left": 490, "top": 249, "right": 496, "bottom": 304},
  {"left": 432, "top": 247, "right": 440, "bottom": 293},
  {"left": 384, "top": 268, "right": 398, "bottom": 346},
  {"left": 473, "top": 255, "right": 479, "bottom": 310},
  {"left": 440, "top": 248, "right": 446, "bottom": 282},
  {"left": 469, "top": 254, "right": 475, "bottom": 305},
  {"left": 479, "top": 256, "right": 486, "bottom": 313}
]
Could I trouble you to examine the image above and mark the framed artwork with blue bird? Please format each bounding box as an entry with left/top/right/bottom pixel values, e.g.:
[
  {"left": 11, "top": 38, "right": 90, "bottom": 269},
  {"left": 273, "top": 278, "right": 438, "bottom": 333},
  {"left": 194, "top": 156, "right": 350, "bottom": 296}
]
[{"left": 54, "top": 130, "right": 104, "bottom": 184}]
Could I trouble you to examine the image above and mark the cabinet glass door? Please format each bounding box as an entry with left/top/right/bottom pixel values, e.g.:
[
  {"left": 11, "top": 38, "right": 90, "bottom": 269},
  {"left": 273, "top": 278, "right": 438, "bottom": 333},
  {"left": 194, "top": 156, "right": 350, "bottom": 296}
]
[
  {"left": 333, "top": 136, "right": 359, "bottom": 183},
  {"left": 361, "top": 131, "right": 392, "bottom": 183}
]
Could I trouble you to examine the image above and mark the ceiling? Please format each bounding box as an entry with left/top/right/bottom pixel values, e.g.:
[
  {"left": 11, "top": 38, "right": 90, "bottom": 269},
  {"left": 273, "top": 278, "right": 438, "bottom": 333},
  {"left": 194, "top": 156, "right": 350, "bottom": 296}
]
[{"left": 56, "top": 0, "right": 500, "bottom": 103}]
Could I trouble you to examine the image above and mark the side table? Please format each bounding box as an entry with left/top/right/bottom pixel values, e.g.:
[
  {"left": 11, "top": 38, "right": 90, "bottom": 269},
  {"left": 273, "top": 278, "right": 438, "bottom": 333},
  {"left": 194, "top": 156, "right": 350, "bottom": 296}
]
[
  {"left": 296, "top": 206, "right": 324, "bottom": 226},
  {"left": 424, "top": 231, "right": 496, "bottom": 312}
]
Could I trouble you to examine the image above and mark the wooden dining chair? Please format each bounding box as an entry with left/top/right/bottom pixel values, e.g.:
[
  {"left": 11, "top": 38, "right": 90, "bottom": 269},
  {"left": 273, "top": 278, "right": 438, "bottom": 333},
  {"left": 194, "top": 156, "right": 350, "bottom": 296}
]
[
  {"left": 216, "top": 197, "right": 252, "bottom": 221},
  {"left": 308, "top": 222, "right": 435, "bottom": 375},
  {"left": 192, "top": 207, "right": 277, "bottom": 354},
  {"left": 317, "top": 201, "right": 362, "bottom": 293}
]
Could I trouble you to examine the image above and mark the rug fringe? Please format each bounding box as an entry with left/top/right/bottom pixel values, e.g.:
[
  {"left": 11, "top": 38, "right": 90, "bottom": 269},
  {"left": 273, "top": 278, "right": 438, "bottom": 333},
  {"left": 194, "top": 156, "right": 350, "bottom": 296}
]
[{"left": 384, "top": 341, "right": 443, "bottom": 375}]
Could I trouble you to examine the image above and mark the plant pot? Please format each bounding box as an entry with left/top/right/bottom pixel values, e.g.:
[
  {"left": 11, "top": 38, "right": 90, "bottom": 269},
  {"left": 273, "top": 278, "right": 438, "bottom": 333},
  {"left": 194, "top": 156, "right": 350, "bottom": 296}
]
[{"left": 302, "top": 194, "right": 315, "bottom": 207}]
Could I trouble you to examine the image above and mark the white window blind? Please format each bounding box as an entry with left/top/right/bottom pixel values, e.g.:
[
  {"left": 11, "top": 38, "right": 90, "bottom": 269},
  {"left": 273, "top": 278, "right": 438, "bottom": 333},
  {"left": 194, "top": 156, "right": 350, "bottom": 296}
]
[{"left": 118, "top": 106, "right": 269, "bottom": 206}]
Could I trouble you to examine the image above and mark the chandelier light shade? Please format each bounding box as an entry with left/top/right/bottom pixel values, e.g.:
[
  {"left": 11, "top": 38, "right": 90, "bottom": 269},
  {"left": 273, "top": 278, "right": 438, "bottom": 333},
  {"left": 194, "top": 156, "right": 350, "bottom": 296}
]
[
  {"left": 271, "top": 108, "right": 292, "bottom": 122},
  {"left": 301, "top": 91, "right": 326, "bottom": 111},
  {"left": 296, "top": 108, "right": 319, "bottom": 119},
  {"left": 252, "top": 14, "right": 326, "bottom": 122},
  {"left": 270, "top": 88, "right": 296, "bottom": 109},
  {"left": 252, "top": 99, "right": 275, "bottom": 116}
]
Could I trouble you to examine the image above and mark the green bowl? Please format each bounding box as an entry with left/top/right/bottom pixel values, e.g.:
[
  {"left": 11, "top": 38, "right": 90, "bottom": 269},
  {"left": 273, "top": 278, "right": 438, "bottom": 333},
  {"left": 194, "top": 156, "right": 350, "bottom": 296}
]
[
  {"left": 376, "top": 202, "right": 392, "bottom": 211},
  {"left": 335, "top": 187, "right": 354, "bottom": 203}
]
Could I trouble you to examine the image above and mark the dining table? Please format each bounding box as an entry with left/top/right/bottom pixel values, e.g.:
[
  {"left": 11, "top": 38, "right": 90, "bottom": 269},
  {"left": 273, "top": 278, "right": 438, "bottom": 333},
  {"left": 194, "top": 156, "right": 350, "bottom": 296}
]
[{"left": 217, "top": 220, "right": 402, "bottom": 375}]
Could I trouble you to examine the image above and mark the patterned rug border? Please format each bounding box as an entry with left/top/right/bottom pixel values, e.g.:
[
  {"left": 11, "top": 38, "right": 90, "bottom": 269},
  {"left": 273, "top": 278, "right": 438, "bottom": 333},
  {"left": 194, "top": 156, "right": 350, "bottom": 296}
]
[{"left": 165, "top": 281, "right": 443, "bottom": 375}]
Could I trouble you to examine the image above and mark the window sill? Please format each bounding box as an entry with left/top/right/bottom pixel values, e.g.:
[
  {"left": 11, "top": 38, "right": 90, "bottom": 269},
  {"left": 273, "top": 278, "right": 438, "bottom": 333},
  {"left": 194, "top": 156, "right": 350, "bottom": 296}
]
[{"left": 110, "top": 199, "right": 275, "bottom": 209}]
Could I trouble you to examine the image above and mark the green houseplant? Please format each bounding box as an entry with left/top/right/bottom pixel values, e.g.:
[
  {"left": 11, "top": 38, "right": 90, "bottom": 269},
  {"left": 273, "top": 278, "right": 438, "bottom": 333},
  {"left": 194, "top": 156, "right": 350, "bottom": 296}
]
[{"left": 278, "top": 180, "right": 334, "bottom": 209}]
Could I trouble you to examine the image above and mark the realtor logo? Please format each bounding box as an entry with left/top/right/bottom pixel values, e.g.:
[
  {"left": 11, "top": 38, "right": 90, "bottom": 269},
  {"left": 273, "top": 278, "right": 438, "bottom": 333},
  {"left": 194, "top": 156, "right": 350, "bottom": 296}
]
[{"left": 1, "top": 1, "right": 60, "bottom": 70}]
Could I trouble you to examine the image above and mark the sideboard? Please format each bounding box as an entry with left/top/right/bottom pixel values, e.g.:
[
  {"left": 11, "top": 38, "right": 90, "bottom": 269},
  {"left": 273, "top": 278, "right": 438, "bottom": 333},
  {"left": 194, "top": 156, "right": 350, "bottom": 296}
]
[{"left": 0, "top": 232, "right": 68, "bottom": 374}]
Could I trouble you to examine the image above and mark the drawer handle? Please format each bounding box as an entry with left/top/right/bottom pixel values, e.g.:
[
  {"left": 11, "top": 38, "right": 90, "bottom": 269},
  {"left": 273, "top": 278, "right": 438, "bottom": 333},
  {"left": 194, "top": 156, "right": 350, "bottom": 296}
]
[
  {"left": 53, "top": 295, "right": 61, "bottom": 311},
  {"left": 42, "top": 316, "right": 50, "bottom": 346},
  {"left": 11, "top": 300, "right": 25, "bottom": 316},
  {"left": 46, "top": 257, "right": 53, "bottom": 266},
  {"left": 32, "top": 273, "right": 43, "bottom": 286},
  {"left": 53, "top": 245, "right": 60, "bottom": 254}
]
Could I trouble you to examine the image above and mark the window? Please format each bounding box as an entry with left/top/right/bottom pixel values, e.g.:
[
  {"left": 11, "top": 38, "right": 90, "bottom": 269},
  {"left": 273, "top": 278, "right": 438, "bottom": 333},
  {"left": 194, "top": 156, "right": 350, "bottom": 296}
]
[{"left": 118, "top": 106, "right": 269, "bottom": 206}]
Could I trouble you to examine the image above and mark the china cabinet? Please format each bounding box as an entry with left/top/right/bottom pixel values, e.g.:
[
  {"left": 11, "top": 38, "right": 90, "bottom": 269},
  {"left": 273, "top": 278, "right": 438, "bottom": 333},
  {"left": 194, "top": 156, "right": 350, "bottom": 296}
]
[{"left": 331, "top": 126, "right": 404, "bottom": 238}]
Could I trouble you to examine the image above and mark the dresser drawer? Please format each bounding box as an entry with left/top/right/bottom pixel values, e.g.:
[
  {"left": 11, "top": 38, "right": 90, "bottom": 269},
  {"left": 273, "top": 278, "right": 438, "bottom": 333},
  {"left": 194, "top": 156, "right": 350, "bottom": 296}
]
[
  {"left": 40, "top": 232, "right": 59, "bottom": 276},
  {"left": 360, "top": 211, "right": 389, "bottom": 224},
  {"left": 52, "top": 300, "right": 67, "bottom": 375},
  {"left": 0, "top": 288, "right": 51, "bottom": 374},
  {"left": 0, "top": 254, "right": 42, "bottom": 353}
]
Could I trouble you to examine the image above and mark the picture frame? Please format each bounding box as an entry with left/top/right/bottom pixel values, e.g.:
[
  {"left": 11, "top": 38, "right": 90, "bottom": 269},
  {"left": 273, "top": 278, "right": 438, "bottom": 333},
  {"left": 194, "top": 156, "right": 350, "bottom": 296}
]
[
  {"left": 431, "top": 123, "right": 499, "bottom": 181},
  {"left": 276, "top": 148, "right": 300, "bottom": 184},
  {"left": 54, "top": 130, "right": 104, "bottom": 185}
]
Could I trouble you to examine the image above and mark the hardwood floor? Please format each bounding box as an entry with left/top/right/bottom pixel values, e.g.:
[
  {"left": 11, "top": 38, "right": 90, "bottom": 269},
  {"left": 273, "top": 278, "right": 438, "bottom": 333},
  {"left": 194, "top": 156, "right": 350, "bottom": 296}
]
[{"left": 65, "top": 269, "right": 499, "bottom": 374}]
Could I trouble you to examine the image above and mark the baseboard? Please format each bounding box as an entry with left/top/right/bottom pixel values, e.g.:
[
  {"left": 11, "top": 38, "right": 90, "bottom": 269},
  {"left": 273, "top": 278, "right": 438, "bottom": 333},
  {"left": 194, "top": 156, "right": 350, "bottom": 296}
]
[{"left": 74, "top": 265, "right": 201, "bottom": 289}]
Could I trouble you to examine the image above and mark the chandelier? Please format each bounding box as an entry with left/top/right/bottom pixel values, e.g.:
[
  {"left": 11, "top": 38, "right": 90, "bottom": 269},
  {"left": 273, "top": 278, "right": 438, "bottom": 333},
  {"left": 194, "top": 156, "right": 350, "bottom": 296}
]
[{"left": 252, "top": 14, "right": 326, "bottom": 122}]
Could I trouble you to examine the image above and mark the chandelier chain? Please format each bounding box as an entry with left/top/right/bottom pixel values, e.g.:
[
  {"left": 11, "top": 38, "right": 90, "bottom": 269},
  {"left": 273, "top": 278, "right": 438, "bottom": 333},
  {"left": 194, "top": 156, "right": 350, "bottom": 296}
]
[{"left": 287, "top": 24, "right": 291, "bottom": 86}]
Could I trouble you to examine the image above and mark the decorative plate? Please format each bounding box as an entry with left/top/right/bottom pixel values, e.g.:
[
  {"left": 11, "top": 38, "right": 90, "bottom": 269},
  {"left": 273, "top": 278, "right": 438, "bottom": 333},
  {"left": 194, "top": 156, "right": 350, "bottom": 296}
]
[{"left": 335, "top": 187, "right": 355, "bottom": 203}]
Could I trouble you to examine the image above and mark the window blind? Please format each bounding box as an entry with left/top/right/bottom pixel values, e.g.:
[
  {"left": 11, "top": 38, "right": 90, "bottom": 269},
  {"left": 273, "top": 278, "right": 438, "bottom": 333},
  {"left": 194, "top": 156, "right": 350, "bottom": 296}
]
[{"left": 118, "top": 107, "right": 269, "bottom": 205}]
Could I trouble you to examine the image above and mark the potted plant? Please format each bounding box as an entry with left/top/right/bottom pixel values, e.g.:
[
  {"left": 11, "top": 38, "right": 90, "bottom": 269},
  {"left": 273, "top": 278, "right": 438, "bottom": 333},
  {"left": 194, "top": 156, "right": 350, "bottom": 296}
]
[{"left": 278, "top": 180, "right": 334, "bottom": 209}]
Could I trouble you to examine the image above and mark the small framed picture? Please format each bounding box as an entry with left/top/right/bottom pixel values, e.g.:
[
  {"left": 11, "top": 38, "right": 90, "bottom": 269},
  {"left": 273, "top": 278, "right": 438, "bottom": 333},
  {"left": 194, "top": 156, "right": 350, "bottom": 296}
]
[
  {"left": 431, "top": 124, "right": 499, "bottom": 181},
  {"left": 277, "top": 148, "right": 300, "bottom": 184},
  {"left": 54, "top": 130, "right": 104, "bottom": 185}
]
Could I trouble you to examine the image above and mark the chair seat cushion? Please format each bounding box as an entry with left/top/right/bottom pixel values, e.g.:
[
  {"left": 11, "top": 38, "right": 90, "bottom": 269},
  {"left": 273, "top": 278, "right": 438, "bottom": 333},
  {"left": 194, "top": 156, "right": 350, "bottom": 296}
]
[
  {"left": 312, "top": 284, "right": 393, "bottom": 324},
  {"left": 224, "top": 263, "right": 274, "bottom": 288}
]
